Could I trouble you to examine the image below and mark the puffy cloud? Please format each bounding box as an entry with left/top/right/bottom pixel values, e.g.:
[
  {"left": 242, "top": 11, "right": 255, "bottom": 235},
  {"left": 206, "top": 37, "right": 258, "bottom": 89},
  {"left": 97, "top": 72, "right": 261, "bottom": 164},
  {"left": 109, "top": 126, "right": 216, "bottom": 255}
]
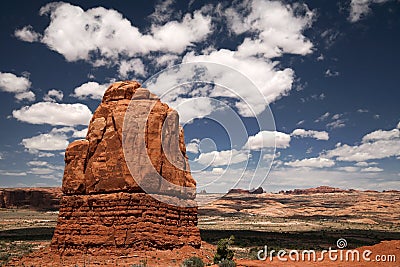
[
  {"left": 0, "top": 72, "right": 35, "bottom": 101},
  {"left": 172, "top": 96, "right": 215, "bottom": 123},
  {"left": 362, "top": 128, "right": 399, "bottom": 142},
  {"left": 355, "top": 161, "right": 377, "bottom": 167},
  {"left": 43, "top": 89, "right": 63, "bottom": 102},
  {"left": 150, "top": 11, "right": 212, "bottom": 53},
  {"left": 244, "top": 131, "right": 291, "bottom": 150},
  {"left": 326, "top": 140, "right": 400, "bottom": 161},
  {"left": 13, "top": 102, "right": 92, "bottom": 126},
  {"left": 348, "top": 0, "right": 391, "bottom": 22},
  {"left": 324, "top": 123, "right": 400, "bottom": 162},
  {"left": 227, "top": 0, "right": 314, "bottom": 58},
  {"left": 72, "top": 81, "right": 108, "bottom": 100},
  {"left": 118, "top": 59, "right": 146, "bottom": 79},
  {"left": 27, "top": 161, "right": 49, "bottom": 167},
  {"left": 72, "top": 128, "right": 88, "bottom": 138},
  {"left": 38, "top": 152, "right": 55, "bottom": 157},
  {"left": 16, "top": 1, "right": 316, "bottom": 123},
  {"left": 183, "top": 50, "right": 295, "bottom": 115},
  {"left": 337, "top": 166, "right": 359, "bottom": 172},
  {"left": 285, "top": 157, "right": 335, "bottom": 168},
  {"left": 186, "top": 139, "right": 200, "bottom": 154},
  {"left": 22, "top": 2, "right": 211, "bottom": 64},
  {"left": 291, "top": 129, "right": 329, "bottom": 140},
  {"left": 195, "top": 149, "right": 249, "bottom": 167},
  {"left": 22, "top": 129, "right": 69, "bottom": 152},
  {"left": 21, "top": 126, "right": 88, "bottom": 153},
  {"left": 14, "top": 25, "right": 41, "bottom": 42},
  {"left": 361, "top": 167, "right": 384, "bottom": 172}
]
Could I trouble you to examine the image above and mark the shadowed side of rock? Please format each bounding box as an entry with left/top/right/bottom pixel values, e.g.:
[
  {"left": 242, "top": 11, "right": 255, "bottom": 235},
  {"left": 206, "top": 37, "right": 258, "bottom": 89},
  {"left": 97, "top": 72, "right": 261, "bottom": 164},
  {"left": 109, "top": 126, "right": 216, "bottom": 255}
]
[{"left": 51, "top": 81, "right": 201, "bottom": 252}]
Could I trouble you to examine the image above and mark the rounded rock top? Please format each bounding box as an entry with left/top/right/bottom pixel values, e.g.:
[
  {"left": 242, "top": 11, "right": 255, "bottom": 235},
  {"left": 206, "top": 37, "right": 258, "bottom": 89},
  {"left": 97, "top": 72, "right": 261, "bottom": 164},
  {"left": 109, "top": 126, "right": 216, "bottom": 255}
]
[{"left": 102, "top": 81, "right": 159, "bottom": 102}]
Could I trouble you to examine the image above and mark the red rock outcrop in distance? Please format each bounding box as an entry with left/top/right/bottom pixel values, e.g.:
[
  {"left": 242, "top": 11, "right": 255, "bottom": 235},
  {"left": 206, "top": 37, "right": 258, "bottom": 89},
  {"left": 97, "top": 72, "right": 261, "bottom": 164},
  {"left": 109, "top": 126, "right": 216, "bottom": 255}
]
[
  {"left": 0, "top": 187, "right": 61, "bottom": 210},
  {"left": 51, "top": 81, "right": 201, "bottom": 253}
]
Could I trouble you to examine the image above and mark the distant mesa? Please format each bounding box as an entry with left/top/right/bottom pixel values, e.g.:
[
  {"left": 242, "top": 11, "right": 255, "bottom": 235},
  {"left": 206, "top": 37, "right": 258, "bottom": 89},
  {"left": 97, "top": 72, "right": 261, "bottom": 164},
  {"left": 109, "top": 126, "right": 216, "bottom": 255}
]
[
  {"left": 0, "top": 187, "right": 61, "bottom": 211},
  {"left": 228, "top": 187, "right": 264, "bottom": 195},
  {"left": 49, "top": 81, "right": 201, "bottom": 255},
  {"left": 279, "top": 186, "right": 357, "bottom": 195}
]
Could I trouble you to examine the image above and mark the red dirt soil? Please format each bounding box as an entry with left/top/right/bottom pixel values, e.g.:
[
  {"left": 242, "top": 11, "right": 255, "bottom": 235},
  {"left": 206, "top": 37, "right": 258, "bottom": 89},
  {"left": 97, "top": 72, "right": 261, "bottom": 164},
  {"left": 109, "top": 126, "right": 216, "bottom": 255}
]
[
  {"left": 8, "top": 240, "right": 399, "bottom": 266},
  {"left": 8, "top": 242, "right": 215, "bottom": 266},
  {"left": 232, "top": 240, "right": 400, "bottom": 267}
]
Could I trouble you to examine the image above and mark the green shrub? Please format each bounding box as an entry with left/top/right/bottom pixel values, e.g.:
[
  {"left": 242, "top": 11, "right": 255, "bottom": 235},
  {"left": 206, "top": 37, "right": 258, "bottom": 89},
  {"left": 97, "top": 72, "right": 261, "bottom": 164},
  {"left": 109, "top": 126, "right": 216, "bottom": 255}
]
[
  {"left": 181, "top": 256, "right": 205, "bottom": 267},
  {"left": 213, "top": 235, "right": 235, "bottom": 264},
  {"left": 218, "top": 259, "right": 236, "bottom": 267}
]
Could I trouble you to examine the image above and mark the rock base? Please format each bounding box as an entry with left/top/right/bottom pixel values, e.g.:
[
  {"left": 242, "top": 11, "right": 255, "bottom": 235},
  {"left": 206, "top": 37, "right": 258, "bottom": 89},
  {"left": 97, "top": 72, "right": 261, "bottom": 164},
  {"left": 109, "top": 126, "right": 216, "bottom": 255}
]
[{"left": 51, "top": 192, "right": 201, "bottom": 252}]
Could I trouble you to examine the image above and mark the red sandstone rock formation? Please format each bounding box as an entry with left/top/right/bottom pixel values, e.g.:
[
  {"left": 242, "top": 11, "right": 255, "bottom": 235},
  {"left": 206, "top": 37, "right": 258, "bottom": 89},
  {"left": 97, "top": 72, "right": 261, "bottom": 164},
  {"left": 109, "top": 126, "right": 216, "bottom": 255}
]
[
  {"left": 0, "top": 187, "right": 61, "bottom": 210},
  {"left": 62, "top": 81, "right": 195, "bottom": 197},
  {"left": 279, "top": 186, "right": 353, "bottom": 195},
  {"left": 51, "top": 81, "right": 201, "bottom": 253},
  {"left": 227, "top": 187, "right": 264, "bottom": 195}
]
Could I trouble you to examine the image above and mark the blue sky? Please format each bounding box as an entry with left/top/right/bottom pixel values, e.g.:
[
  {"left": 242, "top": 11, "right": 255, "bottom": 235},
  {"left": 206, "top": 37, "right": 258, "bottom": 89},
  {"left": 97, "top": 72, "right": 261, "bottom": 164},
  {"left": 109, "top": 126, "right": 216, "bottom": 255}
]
[{"left": 0, "top": 0, "right": 399, "bottom": 192}]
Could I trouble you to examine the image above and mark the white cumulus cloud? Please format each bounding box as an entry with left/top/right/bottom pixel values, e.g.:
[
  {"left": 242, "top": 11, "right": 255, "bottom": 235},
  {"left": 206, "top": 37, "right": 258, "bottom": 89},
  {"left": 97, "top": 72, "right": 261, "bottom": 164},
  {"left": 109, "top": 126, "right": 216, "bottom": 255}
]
[
  {"left": 72, "top": 81, "right": 109, "bottom": 100},
  {"left": 324, "top": 123, "right": 400, "bottom": 162},
  {"left": 291, "top": 128, "right": 329, "bottom": 140},
  {"left": 285, "top": 157, "right": 335, "bottom": 168},
  {"left": 227, "top": 0, "right": 314, "bottom": 58},
  {"left": 22, "top": 127, "right": 88, "bottom": 153},
  {"left": 13, "top": 102, "right": 92, "bottom": 126},
  {"left": 361, "top": 167, "right": 384, "bottom": 172},
  {"left": 22, "top": 129, "right": 69, "bottom": 152},
  {"left": 43, "top": 89, "right": 63, "bottom": 102},
  {"left": 21, "top": 2, "right": 211, "bottom": 65},
  {"left": 362, "top": 128, "right": 399, "bottom": 142},
  {"left": 183, "top": 50, "right": 295, "bottom": 115},
  {"left": 186, "top": 139, "right": 200, "bottom": 154},
  {"left": 14, "top": 25, "right": 42, "bottom": 42},
  {"left": 195, "top": 149, "right": 249, "bottom": 167},
  {"left": 0, "top": 72, "right": 35, "bottom": 101},
  {"left": 337, "top": 166, "right": 360, "bottom": 172},
  {"left": 118, "top": 59, "right": 146, "bottom": 79},
  {"left": 72, "top": 128, "right": 88, "bottom": 138},
  {"left": 244, "top": 131, "right": 291, "bottom": 150}
]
